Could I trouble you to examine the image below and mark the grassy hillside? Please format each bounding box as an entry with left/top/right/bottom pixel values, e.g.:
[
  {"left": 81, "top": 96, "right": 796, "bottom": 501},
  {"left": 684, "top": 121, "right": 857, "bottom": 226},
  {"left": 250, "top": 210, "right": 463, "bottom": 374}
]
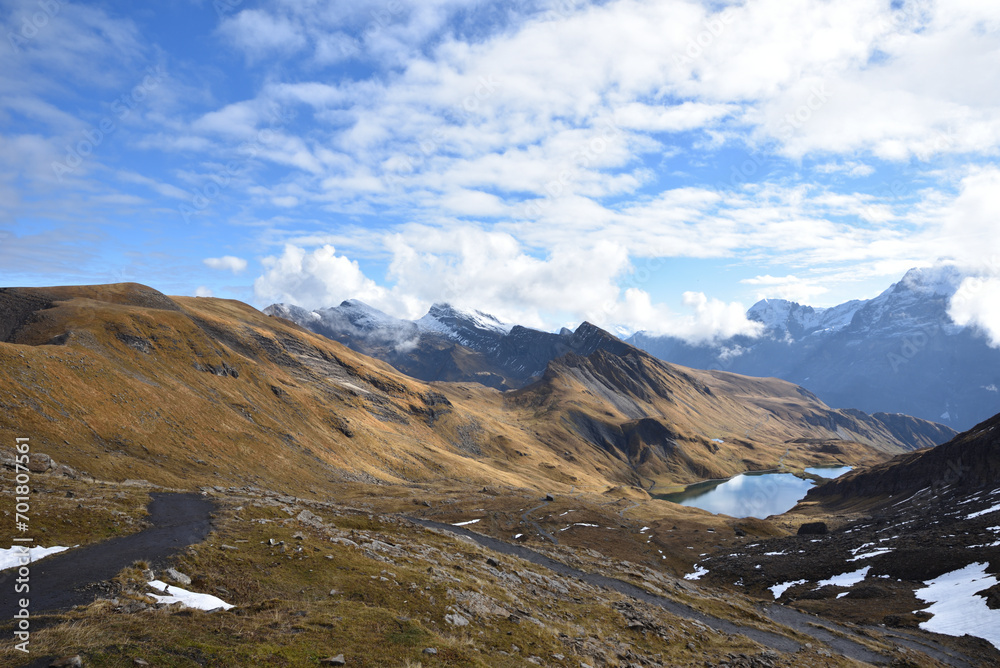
[{"left": 0, "top": 283, "right": 949, "bottom": 496}]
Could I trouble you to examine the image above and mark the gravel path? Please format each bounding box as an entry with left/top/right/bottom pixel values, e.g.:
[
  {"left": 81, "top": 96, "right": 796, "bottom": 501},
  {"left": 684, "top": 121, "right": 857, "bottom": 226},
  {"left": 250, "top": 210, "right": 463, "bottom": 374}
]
[
  {"left": 0, "top": 492, "right": 216, "bottom": 619},
  {"left": 409, "top": 516, "right": 972, "bottom": 666}
]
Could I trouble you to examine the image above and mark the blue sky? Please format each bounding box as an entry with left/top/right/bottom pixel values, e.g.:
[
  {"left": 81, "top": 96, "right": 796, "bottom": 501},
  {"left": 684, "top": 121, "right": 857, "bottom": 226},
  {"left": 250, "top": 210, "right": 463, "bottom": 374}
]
[{"left": 2, "top": 0, "right": 999, "bottom": 341}]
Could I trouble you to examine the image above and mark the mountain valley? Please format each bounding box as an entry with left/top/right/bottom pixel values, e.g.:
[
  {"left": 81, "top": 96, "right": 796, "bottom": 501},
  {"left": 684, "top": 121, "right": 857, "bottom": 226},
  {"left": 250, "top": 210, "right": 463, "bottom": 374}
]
[{"left": 0, "top": 282, "right": 997, "bottom": 667}]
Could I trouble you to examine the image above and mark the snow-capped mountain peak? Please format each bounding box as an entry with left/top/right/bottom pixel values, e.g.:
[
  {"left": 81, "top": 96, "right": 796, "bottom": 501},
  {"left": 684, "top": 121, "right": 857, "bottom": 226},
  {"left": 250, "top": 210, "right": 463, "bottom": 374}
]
[
  {"left": 746, "top": 298, "right": 863, "bottom": 338},
  {"left": 416, "top": 303, "right": 514, "bottom": 338},
  {"left": 334, "top": 299, "right": 410, "bottom": 330},
  {"left": 895, "top": 265, "right": 966, "bottom": 297}
]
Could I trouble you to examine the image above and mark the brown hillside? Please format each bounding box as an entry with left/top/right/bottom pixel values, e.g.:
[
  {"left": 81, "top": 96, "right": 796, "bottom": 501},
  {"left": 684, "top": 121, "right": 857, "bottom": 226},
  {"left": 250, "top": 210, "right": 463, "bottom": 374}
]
[{"left": 0, "top": 283, "right": 949, "bottom": 494}]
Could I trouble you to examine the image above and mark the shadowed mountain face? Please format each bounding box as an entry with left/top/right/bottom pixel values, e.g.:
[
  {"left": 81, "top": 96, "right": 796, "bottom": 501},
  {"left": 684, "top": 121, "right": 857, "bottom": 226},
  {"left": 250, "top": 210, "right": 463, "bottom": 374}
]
[
  {"left": 506, "top": 347, "right": 954, "bottom": 485},
  {"left": 627, "top": 267, "right": 1000, "bottom": 431},
  {"left": 0, "top": 283, "right": 952, "bottom": 494},
  {"left": 806, "top": 411, "right": 1000, "bottom": 503}
]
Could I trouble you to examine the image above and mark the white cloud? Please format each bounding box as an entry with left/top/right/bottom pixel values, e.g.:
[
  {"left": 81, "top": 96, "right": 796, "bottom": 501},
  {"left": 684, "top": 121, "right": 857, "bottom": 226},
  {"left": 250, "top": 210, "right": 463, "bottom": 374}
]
[
  {"left": 949, "top": 276, "right": 1000, "bottom": 348},
  {"left": 613, "top": 288, "right": 763, "bottom": 342},
  {"left": 614, "top": 102, "right": 735, "bottom": 132},
  {"left": 742, "top": 274, "right": 830, "bottom": 304},
  {"left": 384, "top": 227, "right": 631, "bottom": 326},
  {"left": 194, "top": 286, "right": 214, "bottom": 297},
  {"left": 218, "top": 9, "right": 307, "bottom": 59},
  {"left": 814, "top": 161, "right": 875, "bottom": 178},
  {"left": 253, "top": 244, "right": 390, "bottom": 310},
  {"left": 10, "top": 0, "right": 1000, "bottom": 343},
  {"left": 203, "top": 256, "right": 248, "bottom": 273},
  {"left": 936, "top": 167, "right": 1000, "bottom": 271},
  {"left": 250, "top": 231, "right": 763, "bottom": 344}
]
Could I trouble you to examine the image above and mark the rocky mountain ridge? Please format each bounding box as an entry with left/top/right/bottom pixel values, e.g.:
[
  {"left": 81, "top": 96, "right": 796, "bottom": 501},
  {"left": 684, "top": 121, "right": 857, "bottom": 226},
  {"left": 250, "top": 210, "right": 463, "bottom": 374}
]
[{"left": 265, "top": 300, "right": 631, "bottom": 390}]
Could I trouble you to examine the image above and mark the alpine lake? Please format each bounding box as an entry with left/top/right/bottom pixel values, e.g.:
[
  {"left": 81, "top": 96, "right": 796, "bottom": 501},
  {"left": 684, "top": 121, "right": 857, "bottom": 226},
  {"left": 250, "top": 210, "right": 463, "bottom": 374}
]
[{"left": 656, "top": 466, "right": 853, "bottom": 518}]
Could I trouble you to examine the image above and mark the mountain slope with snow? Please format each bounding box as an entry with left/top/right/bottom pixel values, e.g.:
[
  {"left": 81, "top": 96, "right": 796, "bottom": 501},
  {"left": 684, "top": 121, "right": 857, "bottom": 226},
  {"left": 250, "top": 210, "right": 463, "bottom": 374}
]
[
  {"left": 265, "top": 300, "right": 629, "bottom": 389},
  {"left": 628, "top": 267, "right": 1000, "bottom": 430}
]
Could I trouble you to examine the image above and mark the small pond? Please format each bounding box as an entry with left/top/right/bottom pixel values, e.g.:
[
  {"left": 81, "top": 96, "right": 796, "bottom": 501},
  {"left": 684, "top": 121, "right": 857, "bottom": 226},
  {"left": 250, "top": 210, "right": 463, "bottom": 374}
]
[{"left": 657, "top": 471, "right": 815, "bottom": 518}]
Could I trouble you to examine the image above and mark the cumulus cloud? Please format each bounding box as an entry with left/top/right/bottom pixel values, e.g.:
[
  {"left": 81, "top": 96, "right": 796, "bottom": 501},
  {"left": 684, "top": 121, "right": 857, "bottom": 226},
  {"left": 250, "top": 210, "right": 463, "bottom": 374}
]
[
  {"left": 384, "top": 227, "right": 630, "bottom": 326},
  {"left": 250, "top": 233, "right": 763, "bottom": 344},
  {"left": 253, "top": 244, "right": 390, "bottom": 310},
  {"left": 194, "top": 286, "right": 213, "bottom": 297},
  {"left": 949, "top": 276, "right": 1000, "bottom": 348},
  {"left": 612, "top": 289, "right": 764, "bottom": 343},
  {"left": 936, "top": 167, "right": 1000, "bottom": 271},
  {"left": 204, "top": 256, "right": 248, "bottom": 273}
]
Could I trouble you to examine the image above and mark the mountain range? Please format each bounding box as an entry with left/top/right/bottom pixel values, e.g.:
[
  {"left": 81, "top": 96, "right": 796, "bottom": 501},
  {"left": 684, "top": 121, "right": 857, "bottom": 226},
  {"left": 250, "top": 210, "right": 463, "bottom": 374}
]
[
  {"left": 3, "top": 281, "right": 998, "bottom": 666},
  {"left": 0, "top": 283, "right": 949, "bottom": 494},
  {"left": 264, "top": 300, "right": 633, "bottom": 391},
  {"left": 268, "top": 266, "right": 1000, "bottom": 431},
  {"left": 630, "top": 266, "right": 1000, "bottom": 431}
]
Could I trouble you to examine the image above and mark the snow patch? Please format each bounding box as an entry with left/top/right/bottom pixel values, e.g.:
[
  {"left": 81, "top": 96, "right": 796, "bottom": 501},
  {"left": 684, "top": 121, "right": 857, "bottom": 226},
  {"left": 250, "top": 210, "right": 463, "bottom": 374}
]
[
  {"left": 684, "top": 565, "right": 709, "bottom": 581},
  {"left": 967, "top": 503, "right": 1000, "bottom": 520},
  {"left": 452, "top": 519, "right": 481, "bottom": 526},
  {"left": 769, "top": 580, "right": 807, "bottom": 599},
  {"left": 0, "top": 545, "right": 72, "bottom": 571},
  {"left": 849, "top": 548, "right": 893, "bottom": 562},
  {"left": 915, "top": 562, "right": 1000, "bottom": 650},
  {"left": 148, "top": 580, "right": 233, "bottom": 611},
  {"left": 818, "top": 566, "right": 871, "bottom": 588}
]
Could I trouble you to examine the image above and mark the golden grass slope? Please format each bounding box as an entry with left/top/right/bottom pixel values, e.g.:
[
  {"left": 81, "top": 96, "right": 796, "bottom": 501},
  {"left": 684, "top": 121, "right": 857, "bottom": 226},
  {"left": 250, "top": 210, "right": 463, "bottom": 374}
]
[{"left": 0, "top": 283, "right": 944, "bottom": 494}]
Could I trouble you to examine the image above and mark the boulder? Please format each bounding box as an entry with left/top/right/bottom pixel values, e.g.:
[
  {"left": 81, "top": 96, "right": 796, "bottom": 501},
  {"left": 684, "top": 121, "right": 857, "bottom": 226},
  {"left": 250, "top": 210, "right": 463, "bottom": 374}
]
[
  {"left": 164, "top": 568, "right": 191, "bottom": 586},
  {"left": 49, "top": 657, "right": 83, "bottom": 668},
  {"left": 445, "top": 612, "right": 469, "bottom": 626},
  {"left": 28, "top": 453, "right": 54, "bottom": 473},
  {"left": 797, "top": 521, "right": 828, "bottom": 535}
]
